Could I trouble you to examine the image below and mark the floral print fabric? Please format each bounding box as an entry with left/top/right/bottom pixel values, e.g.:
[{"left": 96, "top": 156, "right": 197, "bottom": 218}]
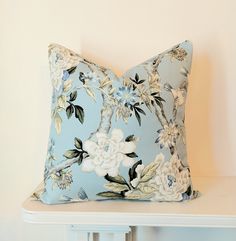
[{"left": 38, "top": 40, "right": 199, "bottom": 204}]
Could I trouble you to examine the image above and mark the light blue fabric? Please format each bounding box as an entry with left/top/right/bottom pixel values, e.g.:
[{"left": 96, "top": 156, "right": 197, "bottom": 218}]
[{"left": 38, "top": 40, "right": 199, "bottom": 204}]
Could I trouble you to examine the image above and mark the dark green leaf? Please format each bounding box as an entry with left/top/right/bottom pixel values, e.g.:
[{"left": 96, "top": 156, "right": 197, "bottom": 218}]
[
  {"left": 151, "top": 92, "right": 159, "bottom": 96},
  {"left": 129, "top": 160, "right": 142, "bottom": 182},
  {"left": 63, "top": 149, "right": 80, "bottom": 159},
  {"left": 74, "top": 137, "right": 83, "bottom": 149},
  {"left": 74, "top": 105, "right": 84, "bottom": 124},
  {"left": 96, "top": 191, "right": 124, "bottom": 198},
  {"left": 135, "top": 73, "right": 139, "bottom": 82},
  {"left": 67, "top": 66, "right": 77, "bottom": 75},
  {"left": 135, "top": 106, "right": 146, "bottom": 115},
  {"left": 137, "top": 79, "right": 145, "bottom": 84},
  {"left": 155, "top": 99, "right": 164, "bottom": 109},
  {"left": 184, "top": 185, "right": 192, "bottom": 196},
  {"left": 155, "top": 96, "right": 165, "bottom": 102},
  {"left": 170, "top": 145, "right": 175, "bottom": 155},
  {"left": 66, "top": 105, "right": 74, "bottom": 119},
  {"left": 134, "top": 109, "right": 141, "bottom": 126},
  {"left": 105, "top": 174, "right": 128, "bottom": 185},
  {"left": 79, "top": 72, "right": 85, "bottom": 84},
  {"left": 31, "top": 192, "right": 40, "bottom": 200},
  {"left": 125, "top": 135, "right": 135, "bottom": 142},
  {"left": 69, "top": 91, "right": 77, "bottom": 101},
  {"left": 76, "top": 154, "right": 83, "bottom": 165},
  {"left": 126, "top": 152, "right": 138, "bottom": 158}
]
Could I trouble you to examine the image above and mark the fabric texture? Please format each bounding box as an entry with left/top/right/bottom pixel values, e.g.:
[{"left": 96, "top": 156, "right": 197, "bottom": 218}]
[{"left": 37, "top": 40, "right": 199, "bottom": 204}]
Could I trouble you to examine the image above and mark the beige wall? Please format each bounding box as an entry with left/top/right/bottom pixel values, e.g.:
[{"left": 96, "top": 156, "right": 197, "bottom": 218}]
[{"left": 1, "top": 0, "right": 236, "bottom": 241}]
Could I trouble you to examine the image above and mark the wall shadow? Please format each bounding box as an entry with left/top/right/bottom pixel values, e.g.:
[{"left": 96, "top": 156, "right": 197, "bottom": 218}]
[{"left": 186, "top": 49, "right": 230, "bottom": 176}]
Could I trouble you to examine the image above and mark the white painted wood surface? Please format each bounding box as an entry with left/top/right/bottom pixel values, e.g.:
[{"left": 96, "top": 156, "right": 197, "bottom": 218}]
[
  {"left": 22, "top": 177, "right": 236, "bottom": 227},
  {"left": 22, "top": 177, "right": 236, "bottom": 240}
]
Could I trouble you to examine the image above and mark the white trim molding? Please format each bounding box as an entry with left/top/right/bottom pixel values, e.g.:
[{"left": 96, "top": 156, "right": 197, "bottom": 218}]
[{"left": 22, "top": 177, "right": 236, "bottom": 240}]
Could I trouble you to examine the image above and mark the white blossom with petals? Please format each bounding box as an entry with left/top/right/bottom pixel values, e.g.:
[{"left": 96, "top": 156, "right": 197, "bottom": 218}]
[
  {"left": 151, "top": 154, "right": 191, "bottom": 201},
  {"left": 171, "top": 88, "right": 185, "bottom": 106},
  {"left": 48, "top": 44, "right": 81, "bottom": 90},
  {"left": 156, "top": 122, "right": 179, "bottom": 148},
  {"left": 82, "top": 129, "right": 137, "bottom": 177}
]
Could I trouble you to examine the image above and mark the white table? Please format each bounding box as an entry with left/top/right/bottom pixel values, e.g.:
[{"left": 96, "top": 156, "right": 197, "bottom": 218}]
[{"left": 22, "top": 177, "right": 236, "bottom": 241}]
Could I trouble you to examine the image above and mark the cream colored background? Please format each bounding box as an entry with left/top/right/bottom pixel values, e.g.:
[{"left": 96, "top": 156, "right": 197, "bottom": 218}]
[{"left": 1, "top": 0, "right": 236, "bottom": 240}]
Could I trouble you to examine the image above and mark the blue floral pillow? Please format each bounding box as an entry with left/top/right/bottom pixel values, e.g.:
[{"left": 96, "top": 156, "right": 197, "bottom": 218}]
[{"left": 37, "top": 41, "right": 199, "bottom": 204}]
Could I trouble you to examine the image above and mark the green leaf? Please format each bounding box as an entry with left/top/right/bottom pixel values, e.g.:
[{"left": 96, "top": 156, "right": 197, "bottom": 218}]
[
  {"left": 135, "top": 106, "right": 146, "bottom": 115},
  {"left": 105, "top": 174, "right": 128, "bottom": 185},
  {"left": 63, "top": 80, "right": 72, "bottom": 92},
  {"left": 134, "top": 109, "right": 141, "bottom": 126},
  {"left": 155, "top": 96, "right": 165, "bottom": 102},
  {"left": 66, "top": 105, "right": 74, "bottom": 119},
  {"left": 96, "top": 191, "right": 124, "bottom": 199},
  {"left": 63, "top": 149, "right": 80, "bottom": 159},
  {"left": 137, "top": 79, "right": 145, "bottom": 84},
  {"left": 155, "top": 98, "right": 164, "bottom": 109},
  {"left": 31, "top": 192, "right": 40, "bottom": 200},
  {"left": 135, "top": 73, "right": 139, "bottom": 82},
  {"left": 79, "top": 72, "right": 85, "bottom": 84},
  {"left": 125, "top": 135, "right": 135, "bottom": 142},
  {"left": 129, "top": 160, "right": 142, "bottom": 182},
  {"left": 67, "top": 66, "right": 77, "bottom": 75},
  {"left": 180, "top": 67, "right": 189, "bottom": 77},
  {"left": 104, "top": 183, "right": 129, "bottom": 192},
  {"left": 125, "top": 190, "right": 152, "bottom": 200},
  {"left": 74, "top": 137, "right": 83, "bottom": 149},
  {"left": 126, "top": 152, "right": 138, "bottom": 158},
  {"left": 74, "top": 105, "right": 84, "bottom": 124},
  {"left": 140, "top": 158, "right": 162, "bottom": 182},
  {"left": 54, "top": 113, "right": 62, "bottom": 134},
  {"left": 138, "top": 183, "right": 158, "bottom": 194},
  {"left": 76, "top": 154, "right": 83, "bottom": 165},
  {"left": 100, "top": 76, "right": 111, "bottom": 88},
  {"left": 85, "top": 86, "right": 96, "bottom": 101},
  {"left": 69, "top": 91, "right": 77, "bottom": 101}
]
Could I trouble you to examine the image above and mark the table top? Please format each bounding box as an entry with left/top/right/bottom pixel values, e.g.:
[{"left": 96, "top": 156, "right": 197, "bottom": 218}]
[{"left": 22, "top": 176, "right": 236, "bottom": 228}]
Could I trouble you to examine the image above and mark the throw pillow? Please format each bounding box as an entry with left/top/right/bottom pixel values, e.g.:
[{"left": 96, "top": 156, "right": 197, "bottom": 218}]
[{"left": 36, "top": 40, "right": 199, "bottom": 204}]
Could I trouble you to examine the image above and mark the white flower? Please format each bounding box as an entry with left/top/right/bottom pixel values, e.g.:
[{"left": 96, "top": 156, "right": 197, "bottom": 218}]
[
  {"left": 152, "top": 154, "right": 191, "bottom": 201},
  {"left": 82, "top": 129, "right": 137, "bottom": 177},
  {"left": 51, "top": 169, "right": 73, "bottom": 190},
  {"left": 49, "top": 44, "right": 80, "bottom": 90},
  {"left": 171, "top": 88, "right": 185, "bottom": 106},
  {"left": 115, "top": 104, "right": 132, "bottom": 123},
  {"left": 156, "top": 121, "right": 179, "bottom": 148}
]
